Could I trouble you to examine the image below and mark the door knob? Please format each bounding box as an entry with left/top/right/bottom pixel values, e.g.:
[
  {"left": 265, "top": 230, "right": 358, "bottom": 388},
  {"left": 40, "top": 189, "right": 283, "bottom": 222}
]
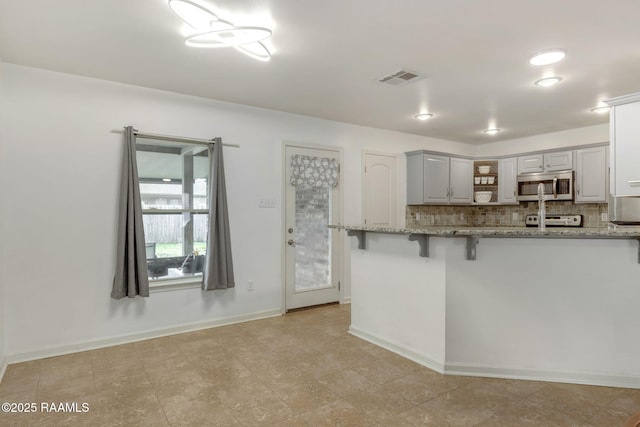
[{"left": 287, "top": 239, "right": 297, "bottom": 246}]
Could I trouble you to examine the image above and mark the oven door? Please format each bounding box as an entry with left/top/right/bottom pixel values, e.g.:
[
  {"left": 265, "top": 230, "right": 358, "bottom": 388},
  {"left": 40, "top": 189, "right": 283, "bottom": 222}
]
[{"left": 517, "top": 171, "right": 573, "bottom": 201}]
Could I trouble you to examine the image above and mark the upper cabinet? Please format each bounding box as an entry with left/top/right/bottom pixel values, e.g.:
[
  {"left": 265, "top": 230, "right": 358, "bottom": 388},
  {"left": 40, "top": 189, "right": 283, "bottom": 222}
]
[
  {"left": 517, "top": 151, "right": 573, "bottom": 174},
  {"left": 517, "top": 154, "right": 544, "bottom": 173},
  {"left": 498, "top": 157, "right": 518, "bottom": 204},
  {"left": 607, "top": 93, "right": 640, "bottom": 196},
  {"left": 406, "top": 152, "right": 472, "bottom": 205},
  {"left": 575, "top": 146, "right": 608, "bottom": 203}
]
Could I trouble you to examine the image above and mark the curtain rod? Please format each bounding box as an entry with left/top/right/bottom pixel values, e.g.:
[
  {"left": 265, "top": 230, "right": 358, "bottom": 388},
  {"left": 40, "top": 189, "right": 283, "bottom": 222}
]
[{"left": 110, "top": 129, "right": 240, "bottom": 148}]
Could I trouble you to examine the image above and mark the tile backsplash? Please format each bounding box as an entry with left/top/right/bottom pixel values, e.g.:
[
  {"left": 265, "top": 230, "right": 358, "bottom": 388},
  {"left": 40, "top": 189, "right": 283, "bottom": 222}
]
[{"left": 406, "top": 202, "right": 608, "bottom": 228}]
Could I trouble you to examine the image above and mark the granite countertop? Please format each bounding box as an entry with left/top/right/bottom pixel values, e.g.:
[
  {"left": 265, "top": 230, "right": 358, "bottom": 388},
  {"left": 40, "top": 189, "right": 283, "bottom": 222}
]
[{"left": 329, "top": 224, "right": 640, "bottom": 238}]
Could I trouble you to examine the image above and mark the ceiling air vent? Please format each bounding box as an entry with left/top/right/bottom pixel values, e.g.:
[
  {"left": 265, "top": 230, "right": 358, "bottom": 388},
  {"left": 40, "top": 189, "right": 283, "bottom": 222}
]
[{"left": 377, "top": 69, "right": 424, "bottom": 86}]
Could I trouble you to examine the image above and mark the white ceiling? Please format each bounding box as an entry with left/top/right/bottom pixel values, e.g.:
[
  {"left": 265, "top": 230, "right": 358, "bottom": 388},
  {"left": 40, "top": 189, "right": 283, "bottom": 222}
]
[{"left": 1, "top": 0, "right": 639, "bottom": 144}]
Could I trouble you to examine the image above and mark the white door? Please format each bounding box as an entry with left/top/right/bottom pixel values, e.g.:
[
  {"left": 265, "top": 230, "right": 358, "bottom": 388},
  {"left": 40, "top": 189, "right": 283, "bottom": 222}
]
[
  {"left": 285, "top": 145, "right": 342, "bottom": 310},
  {"left": 363, "top": 152, "right": 398, "bottom": 227}
]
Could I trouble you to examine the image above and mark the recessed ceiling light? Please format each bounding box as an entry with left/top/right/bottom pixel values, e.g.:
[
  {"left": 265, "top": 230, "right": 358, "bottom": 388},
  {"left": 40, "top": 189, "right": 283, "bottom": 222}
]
[
  {"left": 534, "top": 76, "right": 563, "bottom": 87},
  {"left": 483, "top": 128, "right": 501, "bottom": 135},
  {"left": 590, "top": 106, "right": 611, "bottom": 114},
  {"left": 529, "top": 48, "right": 567, "bottom": 66},
  {"left": 414, "top": 113, "right": 434, "bottom": 121}
]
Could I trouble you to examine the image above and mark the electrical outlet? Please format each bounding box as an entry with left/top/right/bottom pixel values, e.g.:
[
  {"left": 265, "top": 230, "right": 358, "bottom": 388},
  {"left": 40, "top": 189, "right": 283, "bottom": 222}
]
[
  {"left": 512, "top": 212, "right": 519, "bottom": 221},
  {"left": 259, "top": 198, "right": 276, "bottom": 208},
  {"left": 460, "top": 213, "right": 464, "bottom": 220},
  {"left": 248, "top": 280, "right": 254, "bottom": 291},
  {"left": 415, "top": 212, "right": 421, "bottom": 221},
  {"left": 601, "top": 212, "right": 608, "bottom": 222}
]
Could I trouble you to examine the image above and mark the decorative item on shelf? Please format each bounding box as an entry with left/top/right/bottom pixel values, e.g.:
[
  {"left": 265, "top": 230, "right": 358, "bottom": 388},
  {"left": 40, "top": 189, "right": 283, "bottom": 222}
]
[
  {"left": 475, "top": 191, "right": 492, "bottom": 203},
  {"left": 488, "top": 176, "right": 495, "bottom": 184},
  {"left": 474, "top": 177, "right": 481, "bottom": 184},
  {"left": 478, "top": 166, "right": 491, "bottom": 174},
  {"left": 481, "top": 177, "right": 488, "bottom": 184}
]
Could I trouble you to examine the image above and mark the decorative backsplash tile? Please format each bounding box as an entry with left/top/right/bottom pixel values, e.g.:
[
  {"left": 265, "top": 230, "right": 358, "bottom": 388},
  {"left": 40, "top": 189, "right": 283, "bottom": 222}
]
[{"left": 406, "top": 202, "right": 608, "bottom": 228}]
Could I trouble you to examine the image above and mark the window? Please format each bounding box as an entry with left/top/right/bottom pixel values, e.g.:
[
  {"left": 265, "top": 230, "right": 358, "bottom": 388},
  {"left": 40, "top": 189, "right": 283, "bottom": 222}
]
[{"left": 135, "top": 137, "right": 209, "bottom": 282}]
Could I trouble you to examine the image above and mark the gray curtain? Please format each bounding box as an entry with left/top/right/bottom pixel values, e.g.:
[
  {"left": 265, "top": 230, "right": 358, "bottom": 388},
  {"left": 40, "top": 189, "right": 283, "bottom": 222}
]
[
  {"left": 111, "top": 126, "right": 150, "bottom": 299},
  {"left": 203, "top": 140, "right": 235, "bottom": 290}
]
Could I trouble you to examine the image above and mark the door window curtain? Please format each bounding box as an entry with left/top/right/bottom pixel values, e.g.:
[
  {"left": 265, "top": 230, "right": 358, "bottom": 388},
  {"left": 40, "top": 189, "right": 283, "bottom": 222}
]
[
  {"left": 111, "top": 126, "right": 150, "bottom": 298},
  {"left": 289, "top": 154, "right": 339, "bottom": 188},
  {"left": 203, "top": 141, "right": 235, "bottom": 290}
]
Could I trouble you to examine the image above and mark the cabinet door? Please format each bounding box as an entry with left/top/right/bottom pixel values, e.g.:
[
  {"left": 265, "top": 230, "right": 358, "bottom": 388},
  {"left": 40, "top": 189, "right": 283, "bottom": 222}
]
[
  {"left": 449, "top": 157, "right": 473, "bottom": 204},
  {"left": 518, "top": 155, "right": 543, "bottom": 173},
  {"left": 424, "top": 154, "right": 450, "bottom": 203},
  {"left": 612, "top": 102, "right": 640, "bottom": 196},
  {"left": 499, "top": 157, "right": 518, "bottom": 204},
  {"left": 575, "top": 146, "right": 607, "bottom": 203},
  {"left": 544, "top": 151, "right": 573, "bottom": 171}
]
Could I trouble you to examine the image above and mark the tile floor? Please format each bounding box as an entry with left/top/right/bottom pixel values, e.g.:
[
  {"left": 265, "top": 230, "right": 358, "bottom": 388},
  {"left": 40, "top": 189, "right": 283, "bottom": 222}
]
[{"left": 0, "top": 304, "right": 639, "bottom": 426}]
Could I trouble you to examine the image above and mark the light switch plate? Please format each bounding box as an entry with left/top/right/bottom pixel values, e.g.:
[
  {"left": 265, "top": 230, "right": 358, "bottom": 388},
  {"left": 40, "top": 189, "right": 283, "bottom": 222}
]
[
  {"left": 259, "top": 198, "right": 276, "bottom": 208},
  {"left": 601, "top": 212, "right": 608, "bottom": 222}
]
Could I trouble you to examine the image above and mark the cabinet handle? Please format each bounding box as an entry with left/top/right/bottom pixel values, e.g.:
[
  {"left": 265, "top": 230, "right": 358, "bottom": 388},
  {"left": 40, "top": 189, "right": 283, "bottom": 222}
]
[
  {"left": 576, "top": 184, "right": 580, "bottom": 195},
  {"left": 628, "top": 180, "right": 640, "bottom": 185}
]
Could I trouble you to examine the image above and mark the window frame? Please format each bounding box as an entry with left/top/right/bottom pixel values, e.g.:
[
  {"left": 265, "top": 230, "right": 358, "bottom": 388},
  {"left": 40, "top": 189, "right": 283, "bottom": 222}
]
[{"left": 135, "top": 138, "right": 210, "bottom": 288}]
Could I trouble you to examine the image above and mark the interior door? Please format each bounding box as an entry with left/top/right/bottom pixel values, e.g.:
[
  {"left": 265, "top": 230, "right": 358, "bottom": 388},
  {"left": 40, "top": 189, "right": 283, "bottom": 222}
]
[{"left": 285, "top": 145, "right": 342, "bottom": 310}]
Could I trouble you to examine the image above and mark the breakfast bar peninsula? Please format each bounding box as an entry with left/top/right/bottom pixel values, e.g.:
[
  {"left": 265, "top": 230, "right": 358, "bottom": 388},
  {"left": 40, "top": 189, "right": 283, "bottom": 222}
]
[{"left": 332, "top": 224, "right": 640, "bottom": 389}]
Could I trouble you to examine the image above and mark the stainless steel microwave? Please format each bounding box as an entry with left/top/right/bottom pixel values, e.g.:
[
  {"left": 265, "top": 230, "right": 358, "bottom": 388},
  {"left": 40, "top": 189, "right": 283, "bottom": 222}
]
[{"left": 516, "top": 170, "right": 574, "bottom": 201}]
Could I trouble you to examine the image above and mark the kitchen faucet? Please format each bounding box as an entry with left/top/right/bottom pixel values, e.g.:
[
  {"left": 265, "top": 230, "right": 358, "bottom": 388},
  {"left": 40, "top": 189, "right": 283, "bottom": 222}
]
[{"left": 537, "top": 182, "right": 546, "bottom": 231}]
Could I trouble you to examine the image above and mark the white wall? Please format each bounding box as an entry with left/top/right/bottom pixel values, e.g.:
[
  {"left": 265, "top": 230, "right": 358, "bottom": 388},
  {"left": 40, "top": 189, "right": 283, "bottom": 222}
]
[
  {"left": 476, "top": 124, "right": 609, "bottom": 157},
  {"left": 0, "top": 63, "right": 468, "bottom": 361},
  {"left": 349, "top": 234, "right": 447, "bottom": 371}
]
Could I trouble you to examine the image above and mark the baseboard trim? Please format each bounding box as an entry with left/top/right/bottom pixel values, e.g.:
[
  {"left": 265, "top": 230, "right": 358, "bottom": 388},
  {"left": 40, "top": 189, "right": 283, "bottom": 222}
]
[
  {"left": 7, "top": 308, "right": 282, "bottom": 365},
  {"left": 445, "top": 362, "right": 640, "bottom": 390},
  {"left": 341, "top": 297, "right": 351, "bottom": 305},
  {"left": 348, "top": 325, "right": 445, "bottom": 373}
]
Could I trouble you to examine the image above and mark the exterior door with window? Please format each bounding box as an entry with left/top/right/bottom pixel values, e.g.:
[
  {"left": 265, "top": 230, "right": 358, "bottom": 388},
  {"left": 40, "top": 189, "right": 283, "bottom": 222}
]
[{"left": 285, "top": 145, "right": 342, "bottom": 310}]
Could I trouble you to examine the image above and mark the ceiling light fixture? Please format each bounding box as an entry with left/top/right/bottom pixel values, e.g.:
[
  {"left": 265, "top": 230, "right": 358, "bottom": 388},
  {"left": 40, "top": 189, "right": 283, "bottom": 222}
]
[
  {"left": 590, "top": 106, "right": 611, "bottom": 114},
  {"left": 483, "top": 128, "right": 501, "bottom": 135},
  {"left": 534, "top": 76, "right": 563, "bottom": 87},
  {"left": 168, "top": 0, "right": 272, "bottom": 61},
  {"left": 529, "top": 48, "right": 567, "bottom": 66},
  {"left": 414, "top": 113, "right": 434, "bottom": 121},
  {"left": 162, "top": 178, "right": 173, "bottom": 182}
]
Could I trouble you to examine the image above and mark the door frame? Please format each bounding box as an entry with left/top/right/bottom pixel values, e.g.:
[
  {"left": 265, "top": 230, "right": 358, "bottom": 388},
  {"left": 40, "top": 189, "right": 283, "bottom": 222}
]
[
  {"left": 361, "top": 149, "right": 400, "bottom": 228},
  {"left": 281, "top": 141, "right": 344, "bottom": 313}
]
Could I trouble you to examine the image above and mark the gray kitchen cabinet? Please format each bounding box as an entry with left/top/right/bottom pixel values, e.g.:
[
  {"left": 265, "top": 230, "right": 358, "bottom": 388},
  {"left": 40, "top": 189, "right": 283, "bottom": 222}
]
[
  {"left": 406, "top": 152, "right": 472, "bottom": 204},
  {"left": 544, "top": 151, "right": 573, "bottom": 171},
  {"left": 518, "top": 151, "right": 573, "bottom": 174},
  {"left": 607, "top": 93, "right": 640, "bottom": 196},
  {"left": 575, "top": 146, "right": 608, "bottom": 203},
  {"left": 517, "top": 154, "right": 544, "bottom": 173},
  {"left": 498, "top": 157, "right": 518, "bottom": 204},
  {"left": 449, "top": 157, "right": 473, "bottom": 204}
]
